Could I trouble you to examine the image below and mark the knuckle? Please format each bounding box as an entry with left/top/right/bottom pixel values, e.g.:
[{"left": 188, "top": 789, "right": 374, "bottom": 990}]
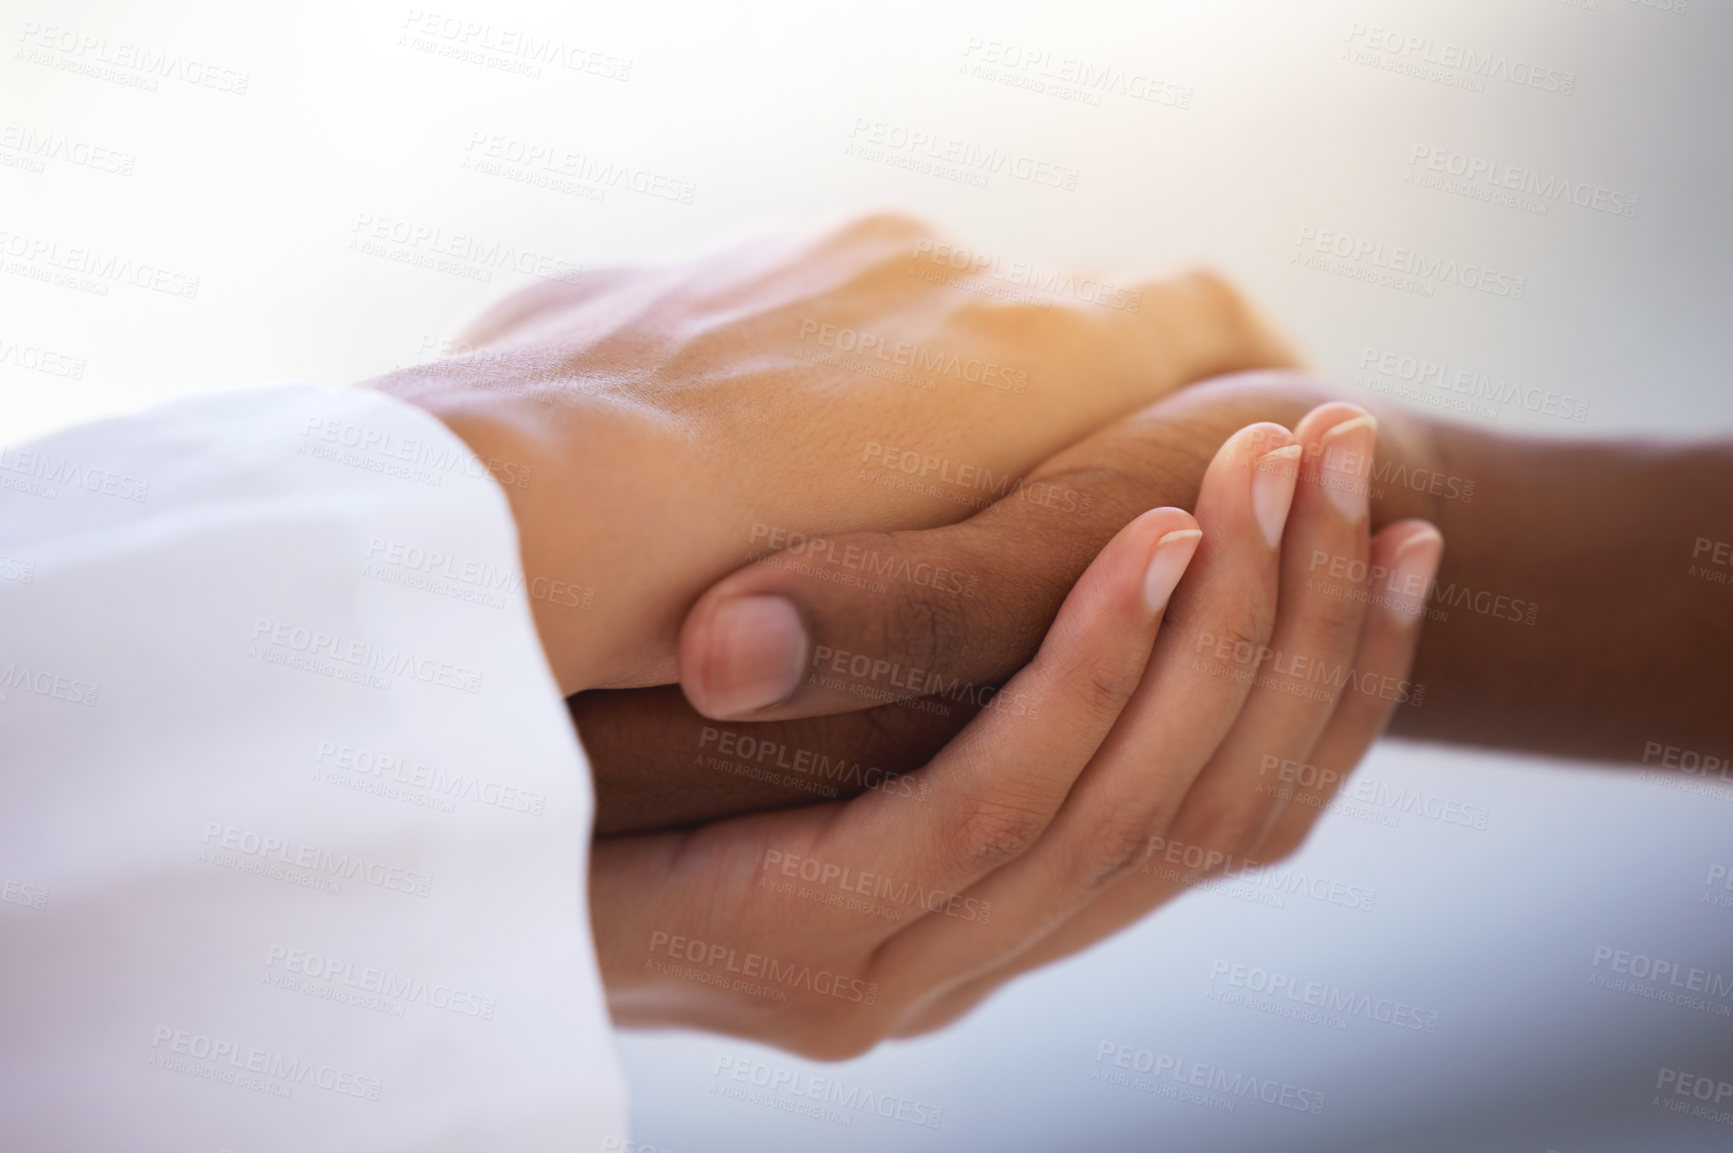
[
  {"left": 1214, "top": 815, "right": 1268, "bottom": 863},
  {"left": 1066, "top": 808, "right": 1152, "bottom": 891},
  {"left": 1061, "top": 653, "right": 1145, "bottom": 728},
  {"left": 1171, "top": 266, "right": 1256, "bottom": 336},
  {"left": 1026, "top": 458, "right": 1174, "bottom": 531},
  {"left": 807, "top": 215, "right": 937, "bottom": 294},
  {"left": 879, "top": 555, "right": 972, "bottom": 678},
  {"left": 1255, "top": 785, "right": 1336, "bottom": 864},
  {"left": 1037, "top": 580, "right": 1163, "bottom": 730},
  {"left": 1289, "top": 587, "right": 1367, "bottom": 661},
  {"left": 1127, "top": 265, "right": 1237, "bottom": 320},
  {"left": 948, "top": 294, "right": 1084, "bottom": 341},
  {"left": 766, "top": 529, "right": 971, "bottom": 703},
  {"left": 1033, "top": 635, "right": 1147, "bottom": 738},
  {"left": 951, "top": 292, "right": 1069, "bottom": 318},
  {"left": 835, "top": 211, "right": 931, "bottom": 241},
  {"left": 1309, "top": 580, "right": 1369, "bottom": 635},
  {"left": 1171, "top": 806, "right": 1266, "bottom": 871},
  {"left": 822, "top": 214, "right": 934, "bottom": 270},
  {"left": 1175, "top": 265, "right": 1247, "bottom": 312},
  {"left": 788, "top": 1014, "right": 884, "bottom": 1062},
  {"left": 1258, "top": 830, "right": 1304, "bottom": 865},
  {"left": 1203, "top": 605, "right": 1278, "bottom": 667},
  {"left": 944, "top": 791, "right": 1053, "bottom": 873},
  {"left": 1135, "top": 265, "right": 1298, "bottom": 370}
]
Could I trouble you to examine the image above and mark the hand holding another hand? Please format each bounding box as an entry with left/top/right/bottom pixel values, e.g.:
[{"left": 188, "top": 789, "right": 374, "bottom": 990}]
[
  {"left": 591, "top": 404, "right": 1442, "bottom": 1055},
  {"left": 372, "top": 215, "right": 1296, "bottom": 694},
  {"left": 379, "top": 219, "right": 1449, "bottom": 1052},
  {"left": 582, "top": 373, "right": 1449, "bottom": 833}
]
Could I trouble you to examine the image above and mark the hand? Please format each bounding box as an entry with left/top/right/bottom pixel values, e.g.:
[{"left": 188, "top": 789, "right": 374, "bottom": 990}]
[
  {"left": 368, "top": 215, "right": 1297, "bottom": 694},
  {"left": 580, "top": 372, "right": 1447, "bottom": 833},
  {"left": 591, "top": 406, "right": 1443, "bottom": 1054}
]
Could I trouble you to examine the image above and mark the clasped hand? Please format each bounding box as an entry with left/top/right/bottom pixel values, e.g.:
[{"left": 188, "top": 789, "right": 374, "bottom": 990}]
[{"left": 374, "top": 216, "right": 1443, "bottom": 1057}]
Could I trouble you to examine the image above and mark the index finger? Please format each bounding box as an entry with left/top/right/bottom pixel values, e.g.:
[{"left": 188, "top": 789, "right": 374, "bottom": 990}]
[{"left": 833, "top": 504, "right": 1203, "bottom": 900}]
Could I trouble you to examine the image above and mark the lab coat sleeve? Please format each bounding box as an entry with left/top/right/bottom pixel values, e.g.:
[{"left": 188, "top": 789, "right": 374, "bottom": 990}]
[{"left": 0, "top": 384, "right": 629, "bottom": 1152}]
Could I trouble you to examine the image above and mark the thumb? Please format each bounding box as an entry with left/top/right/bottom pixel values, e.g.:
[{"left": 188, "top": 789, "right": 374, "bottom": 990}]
[{"left": 679, "top": 519, "right": 1066, "bottom": 722}]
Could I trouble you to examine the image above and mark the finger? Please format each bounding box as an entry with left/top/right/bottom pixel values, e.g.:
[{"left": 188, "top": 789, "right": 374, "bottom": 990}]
[
  {"left": 591, "top": 401, "right": 1364, "bottom": 834},
  {"left": 678, "top": 378, "right": 1338, "bottom": 722},
  {"left": 862, "top": 424, "right": 1300, "bottom": 1010},
  {"left": 1256, "top": 520, "right": 1444, "bottom": 861},
  {"left": 1160, "top": 404, "right": 1377, "bottom": 855},
  {"left": 593, "top": 400, "right": 1313, "bottom": 831},
  {"left": 896, "top": 518, "right": 1443, "bottom": 1037},
  {"left": 576, "top": 685, "right": 974, "bottom": 836},
  {"left": 586, "top": 398, "right": 1330, "bottom": 835},
  {"left": 829, "top": 505, "right": 1204, "bottom": 907}
]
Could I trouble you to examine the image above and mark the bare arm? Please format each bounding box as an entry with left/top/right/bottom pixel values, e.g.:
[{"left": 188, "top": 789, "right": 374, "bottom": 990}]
[
  {"left": 584, "top": 375, "right": 1733, "bottom": 833},
  {"left": 1397, "top": 426, "right": 1733, "bottom": 761}
]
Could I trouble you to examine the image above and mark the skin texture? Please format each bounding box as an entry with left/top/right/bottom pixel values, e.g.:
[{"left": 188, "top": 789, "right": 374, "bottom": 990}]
[
  {"left": 582, "top": 372, "right": 1733, "bottom": 834},
  {"left": 591, "top": 412, "right": 1441, "bottom": 1056},
  {"left": 581, "top": 374, "right": 1431, "bottom": 832},
  {"left": 388, "top": 224, "right": 1732, "bottom": 1053},
  {"left": 367, "top": 214, "right": 1298, "bottom": 695}
]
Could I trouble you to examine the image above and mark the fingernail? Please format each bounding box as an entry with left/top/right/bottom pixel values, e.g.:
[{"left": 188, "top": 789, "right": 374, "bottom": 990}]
[
  {"left": 1318, "top": 414, "right": 1376, "bottom": 521},
  {"left": 697, "top": 596, "right": 808, "bottom": 717},
  {"left": 1380, "top": 528, "right": 1444, "bottom": 623},
  {"left": 1144, "top": 528, "right": 1202, "bottom": 612},
  {"left": 1252, "top": 445, "right": 1302, "bottom": 548}
]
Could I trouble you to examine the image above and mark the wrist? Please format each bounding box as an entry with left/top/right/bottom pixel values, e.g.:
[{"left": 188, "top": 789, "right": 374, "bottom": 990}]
[{"left": 365, "top": 369, "right": 611, "bottom": 695}]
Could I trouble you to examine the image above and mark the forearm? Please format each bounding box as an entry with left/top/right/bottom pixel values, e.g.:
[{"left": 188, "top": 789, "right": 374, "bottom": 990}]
[
  {"left": 1165, "top": 376, "right": 1733, "bottom": 763},
  {"left": 1395, "top": 425, "right": 1733, "bottom": 763},
  {"left": 581, "top": 377, "right": 1733, "bottom": 836}
]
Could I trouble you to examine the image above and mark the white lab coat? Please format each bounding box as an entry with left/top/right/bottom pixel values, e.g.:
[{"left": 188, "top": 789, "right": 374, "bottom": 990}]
[{"left": 0, "top": 385, "right": 628, "bottom": 1151}]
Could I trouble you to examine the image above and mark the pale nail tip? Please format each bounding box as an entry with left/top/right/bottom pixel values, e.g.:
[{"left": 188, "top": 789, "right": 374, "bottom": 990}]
[
  {"left": 1143, "top": 565, "right": 1187, "bottom": 611},
  {"left": 1156, "top": 528, "right": 1203, "bottom": 546},
  {"left": 1323, "top": 413, "right": 1378, "bottom": 439},
  {"left": 1395, "top": 526, "right": 1446, "bottom": 555},
  {"left": 1259, "top": 444, "right": 1303, "bottom": 461},
  {"left": 1324, "top": 478, "right": 1365, "bottom": 513},
  {"left": 1254, "top": 502, "right": 1292, "bottom": 548}
]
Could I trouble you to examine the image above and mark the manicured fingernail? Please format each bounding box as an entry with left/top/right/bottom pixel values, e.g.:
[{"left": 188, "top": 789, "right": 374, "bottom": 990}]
[
  {"left": 1318, "top": 413, "right": 1376, "bottom": 521},
  {"left": 1144, "top": 528, "right": 1202, "bottom": 612},
  {"left": 697, "top": 596, "right": 808, "bottom": 717},
  {"left": 1380, "top": 528, "right": 1444, "bottom": 623},
  {"left": 1252, "top": 445, "right": 1302, "bottom": 548}
]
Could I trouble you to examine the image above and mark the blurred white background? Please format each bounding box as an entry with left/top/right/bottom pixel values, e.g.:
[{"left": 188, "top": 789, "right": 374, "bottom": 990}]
[{"left": 5, "top": 0, "right": 1731, "bottom": 1148}]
